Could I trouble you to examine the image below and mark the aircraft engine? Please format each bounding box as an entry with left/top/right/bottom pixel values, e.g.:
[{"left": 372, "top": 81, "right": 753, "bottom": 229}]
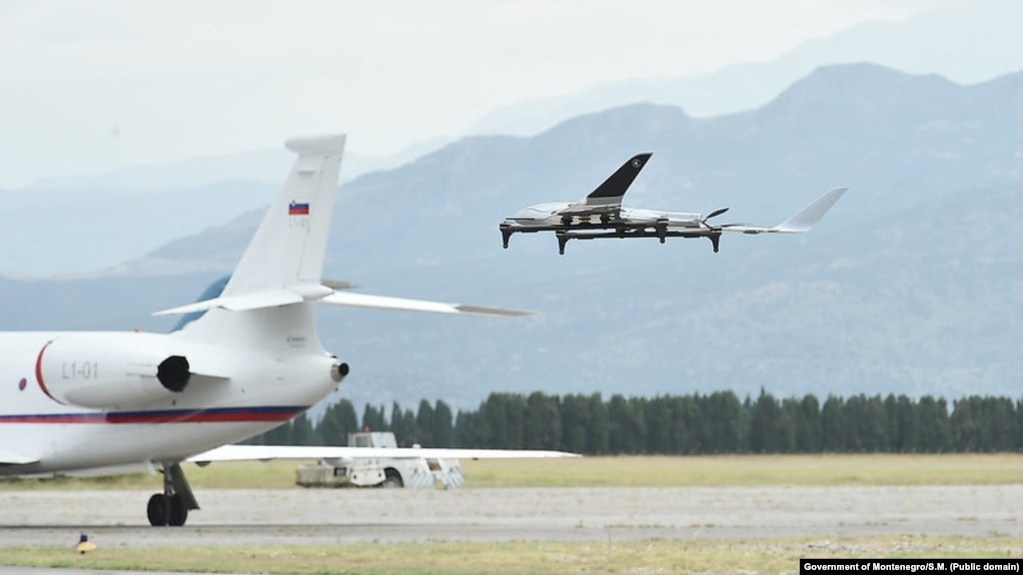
[
  {"left": 36, "top": 333, "right": 193, "bottom": 410},
  {"left": 330, "top": 359, "right": 350, "bottom": 383}
]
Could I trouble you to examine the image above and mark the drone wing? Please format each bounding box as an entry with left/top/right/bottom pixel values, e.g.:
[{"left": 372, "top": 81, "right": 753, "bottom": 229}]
[{"left": 722, "top": 187, "right": 848, "bottom": 235}]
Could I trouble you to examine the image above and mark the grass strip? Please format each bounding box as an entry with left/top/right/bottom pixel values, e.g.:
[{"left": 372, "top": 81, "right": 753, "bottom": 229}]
[{"left": 4, "top": 454, "right": 1023, "bottom": 491}]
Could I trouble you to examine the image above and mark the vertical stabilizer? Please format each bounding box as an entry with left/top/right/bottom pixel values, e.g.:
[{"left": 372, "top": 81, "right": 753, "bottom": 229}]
[
  {"left": 585, "top": 153, "right": 651, "bottom": 202},
  {"left": 166, "top": 134, "right": 346, "bottom": 345},
  {"left": 220, "top": 134, "right": 346, "bottom": 298},
  {"left": 560, "top": 153, "right": 651, "bottom": 216}
]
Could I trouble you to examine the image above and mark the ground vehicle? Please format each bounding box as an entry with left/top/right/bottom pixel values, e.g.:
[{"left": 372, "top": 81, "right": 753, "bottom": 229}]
[{"left": 295, "top": 432, "right": 464, "bottom": 489}]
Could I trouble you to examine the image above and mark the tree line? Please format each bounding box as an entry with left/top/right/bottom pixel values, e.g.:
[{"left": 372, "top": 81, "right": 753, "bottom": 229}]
[{"left": 250, "top": 390, "right": 1023, "bottom": 454}]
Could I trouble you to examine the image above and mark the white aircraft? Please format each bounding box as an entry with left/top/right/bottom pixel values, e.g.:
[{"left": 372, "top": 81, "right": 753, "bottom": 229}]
[
  {"left": 0, "top": 134, "right": 572, "bottom": 527},
  {"left": 500, "top": 153, "right": 847, "bottom": 254}
]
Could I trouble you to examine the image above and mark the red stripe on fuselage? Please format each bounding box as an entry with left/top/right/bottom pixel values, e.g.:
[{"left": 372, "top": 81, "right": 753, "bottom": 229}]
[
  {"left": 0, "top": 406, "right": 305, "bottom": 425},
  {"left": 105, "top": 410, "right": 299, "bottom": 424}
]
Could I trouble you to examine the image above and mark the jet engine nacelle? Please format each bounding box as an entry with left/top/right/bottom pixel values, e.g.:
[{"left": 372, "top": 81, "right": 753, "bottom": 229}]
[{"left": 36, "top": 333, "right": 193, "bottom": 410}]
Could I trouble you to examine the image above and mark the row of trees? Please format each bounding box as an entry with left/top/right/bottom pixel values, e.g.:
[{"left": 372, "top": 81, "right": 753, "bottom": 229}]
[{"left": 251, "top": 390, "right": 1023, "bottom": 454}]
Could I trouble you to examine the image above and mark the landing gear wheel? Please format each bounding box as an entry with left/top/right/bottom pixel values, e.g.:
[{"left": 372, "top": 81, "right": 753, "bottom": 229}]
[
  {"left": 148, "top": 463, "right": 198, "bottom": 527},
  {"left": 147, "top": 491, "right": 189, "bottom": 526},
  {"left": 147, "top": 493, "right": 168, "bottom": 526},
  {"left": 168, "top": 494, "right": 188, "bottom": 526}
]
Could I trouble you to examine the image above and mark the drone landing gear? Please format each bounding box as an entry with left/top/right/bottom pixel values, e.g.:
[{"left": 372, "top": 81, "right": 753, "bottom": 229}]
[
  {"left": 147, "top": 463, "right": 199, "bottom": 527},
  {"left": 500, "top": 225, "right": 514, "bottom": 249},
  {"left": 709, "top": 233, "right": 721, "bottom": 253}
]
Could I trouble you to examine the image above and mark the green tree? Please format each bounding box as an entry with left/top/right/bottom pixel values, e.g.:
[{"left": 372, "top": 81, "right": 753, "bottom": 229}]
[
  {"left": 361, "top": 403, "right": 388, "bottom": 432},
  {"left": 987, "top": 397, "right": 1017, "bottom": 452},
  {"left": 643, "top": 396, "right": 673, "bottom": 454},
  {"left": 795, "top": 394, "right": 821, "bottom": 453},
  {"left": 432, "top": 400, "right": 454, "bottom": 447},
  {"left": 951, "top": 397, "right": 978, "bottom": 452},
  {"left": 319, "top": 399, "right": 359, "bottom": 446},
  {"left": 454, "top": 409, "right": 482, "bottom": 448},
  {"left": 524, "top": 391, "right": 561, "bottom": 450},
  {"left": 415, "top": 399, "right": 436, "bottom": 447},
  {"left": 290, "top": 413, "right": 316, "bottom": 445},
  {"left": 749, "top": 388, "right": 783, "bottom": 453},
  {"left": 847, "top": 394, "right": 888, "bottom": 452},
  {"left": 482, "top": 393, "right": 525, "bottom": 449},
  {"left": 669, "top": 395, "right": 694, "bottom": 453},
  {"left": 608, "top": 395, "right": 645, "bottom": 454},
  {"left": 706, "top": 391, "right": 743, "bottom": 454},
  {"left": 586, "top": 393, "right": 609, "bottom": 454},
  {"left": 820, "top": 395, "right": 846, "bottom": 452},
  {"left": 778, "top": 398, "right": 800, "bottom": 453},
  {"left": 892, "top": 394, "right": 919, "bottom": 452},
  {"left": 390, "top": 402, "right": 417, "bottom": 446},
  {"left": 917, "top": 396, "right": 952, "bottom": 453},
  {"left": 255, "top": 421, "right": 291, "bottom": 445},
  {"left": 559, "top": 394, "right": 590, "bottom": 454},
  {"left": 481, "top": 393, "right": 509, "bottom": 448}
]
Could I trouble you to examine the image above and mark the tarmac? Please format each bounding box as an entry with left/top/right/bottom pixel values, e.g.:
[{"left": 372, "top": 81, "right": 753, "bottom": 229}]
[{"left": 2, "top": 485, "right": 1021, "bottom": 573}]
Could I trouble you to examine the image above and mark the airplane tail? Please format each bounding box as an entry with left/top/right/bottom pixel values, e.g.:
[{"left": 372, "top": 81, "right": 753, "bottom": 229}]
[
  {"left": 583, "top": 153, "right": 651, "bottom": 204},
  {"left": 156, "top": 132, "right": 524, "bottom": 343},
  {"left": 222, "top": 134, "right": 345, "bottom": 296},
  {"left": 158, "top": 134, "right": 346, "bottom": 345}
]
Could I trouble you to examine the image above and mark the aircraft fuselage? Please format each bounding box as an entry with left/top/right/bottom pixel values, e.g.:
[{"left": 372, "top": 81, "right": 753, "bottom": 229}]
[
  {"left": 506, "top": 205, "right": 706, "bottom": 229},
  {"left": 0, "top": 327, "right": 338, "bottom": 477}
]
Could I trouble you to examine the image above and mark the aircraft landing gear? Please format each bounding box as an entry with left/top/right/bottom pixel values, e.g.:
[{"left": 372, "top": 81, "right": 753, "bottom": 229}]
[
  {"left": 147, "top": 463, "right": 199, "bottom": 527},
  {"left": 655, "top": 219, "right": 668, "bottom": 244},
  {"left": 556, "top": 232, "right": 569, "bottom": 255},
  {"left": 708, "top": 233, "right": 721, "bottom": 253},
  {"left": 499, "top": 225, "right": 514, "bottom": 249}
]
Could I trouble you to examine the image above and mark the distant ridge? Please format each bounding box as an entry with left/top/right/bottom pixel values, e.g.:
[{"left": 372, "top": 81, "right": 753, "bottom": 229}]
[{"left": 4, "top": 63, "right": 1023, "bottom": 411}]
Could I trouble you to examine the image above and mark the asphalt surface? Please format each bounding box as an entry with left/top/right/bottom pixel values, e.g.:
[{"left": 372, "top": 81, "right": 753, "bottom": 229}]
[
  {"left": 2, "top": 484, "right": 1021, "bottom": 551},
  {"left": 2, "top": 485, "right": 1021, "bottom": 575}
]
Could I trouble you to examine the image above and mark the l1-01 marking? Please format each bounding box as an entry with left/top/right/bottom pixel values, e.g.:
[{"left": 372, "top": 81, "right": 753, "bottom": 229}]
[{"left": 61, "top": 361, "right": 98, "bottom": 380}]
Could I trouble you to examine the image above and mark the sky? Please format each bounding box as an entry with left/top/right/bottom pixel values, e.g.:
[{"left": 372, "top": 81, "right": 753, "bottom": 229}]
[{"left": 0, "top": 0, "right": 964, "bottom": 188}]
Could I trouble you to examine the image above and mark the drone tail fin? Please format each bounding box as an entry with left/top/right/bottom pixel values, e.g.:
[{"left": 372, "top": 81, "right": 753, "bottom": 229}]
[{"left": 585, "top": 153, "right": 652, "bottom": 204}]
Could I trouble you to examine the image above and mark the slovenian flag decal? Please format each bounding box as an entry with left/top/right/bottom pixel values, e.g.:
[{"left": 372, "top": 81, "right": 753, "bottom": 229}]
[{"left": 288, "top": 201, "right": 310, "bottom": 216}]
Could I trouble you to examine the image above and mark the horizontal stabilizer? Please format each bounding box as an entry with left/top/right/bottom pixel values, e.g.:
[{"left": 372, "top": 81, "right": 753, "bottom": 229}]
[
  {"left": 156, "top": 285, "right": 528, "bottom": 318},
  {"left": 153, "top": 289, "right": 304, "bottom": 316},
  {"left": 321, "top": 292, "right": 528, "bottom": 317},
  {"left": 189, "top": 444, "right": 578, "bottom": 463}
]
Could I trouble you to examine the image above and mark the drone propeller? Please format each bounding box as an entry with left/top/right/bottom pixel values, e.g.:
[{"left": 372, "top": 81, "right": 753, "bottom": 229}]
[
  {"left": 701, "top": 207, "right": 730, "bottom": 230},
  {"left": 706, "top": 207, "right": 729, "bottom": 220},
  {"left": 699, "top": 207, "right": 731, "bottom": 253}
]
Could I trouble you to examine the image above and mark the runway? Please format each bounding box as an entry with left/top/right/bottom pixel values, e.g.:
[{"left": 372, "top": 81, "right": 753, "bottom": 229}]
[{"left": 2, "top": 484, "right": 1021, "bottom": 549}]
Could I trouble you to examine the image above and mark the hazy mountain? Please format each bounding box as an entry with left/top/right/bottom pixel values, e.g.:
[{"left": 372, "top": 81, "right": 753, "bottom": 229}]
[
  {"left": 468, "top": 0, "right": 1023, "bottom": 138},
  {"left": 24, "top": 141, "right": 450, "bottom": 192},
  {"left": 10, "top": 1, "right": 1020, "bottom": 281},
  {"left": 0, "top": 142, "right": 452, "bottom": 278},
  {"left": 0, "top": 180, "right": 279, "bottom": 279},
  {"left": 4, "top": 63, "right": 1023, "bottom": 413}
]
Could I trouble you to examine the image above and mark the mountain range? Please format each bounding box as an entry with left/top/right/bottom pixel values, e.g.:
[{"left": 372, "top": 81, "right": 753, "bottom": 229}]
[
  {"left": 2, "top": 62, "right": 1022, "bottom": 413},
  {"left": 470, "top": 0, "right": 1023, "bottom": 137},
  {"left": 9, "top": 1, "right": 1020, "bottom": 280}
]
